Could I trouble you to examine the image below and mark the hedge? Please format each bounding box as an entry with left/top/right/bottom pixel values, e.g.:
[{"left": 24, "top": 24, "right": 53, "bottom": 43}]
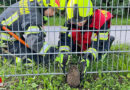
[{"left": 93, "top": 0, "right": 130, "bottom": 16}]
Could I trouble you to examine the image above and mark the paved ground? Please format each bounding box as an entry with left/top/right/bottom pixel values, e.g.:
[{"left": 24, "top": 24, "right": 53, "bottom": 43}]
[
  {"left": 110, "top": 25, "right": 130, "bottom": 45},
  {"left": 45, "top": 25, "right": 130, "bottom": 46}
]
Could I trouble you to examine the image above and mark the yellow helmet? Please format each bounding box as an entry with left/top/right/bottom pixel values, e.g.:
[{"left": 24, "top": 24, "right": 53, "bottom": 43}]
[
  {"left": 49, "top": 0, "right": 67, "bottom": 10},
  {"left": 67, "top": 0, "right": 93, "bottom": 23},
  {"left": 37, "top": 0, "right": 67, "bottom": 10},
  {"left": 36, "top": 0, "right": 48, "bottom": 7}
]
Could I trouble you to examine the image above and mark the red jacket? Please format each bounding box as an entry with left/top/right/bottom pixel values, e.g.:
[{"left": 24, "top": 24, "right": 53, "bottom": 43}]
[{"left": 72, "top": 9, "right": 113, "bottom": 51}]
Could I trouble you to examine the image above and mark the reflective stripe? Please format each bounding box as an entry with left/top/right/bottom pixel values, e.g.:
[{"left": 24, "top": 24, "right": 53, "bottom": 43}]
[
  {"left": 55, "top": 53, "right": 70, "bottom": 67},
  {"left": 99, "top": 32, "right": 109, "bottom": 40},
  {"left": 16, "top": 57, "right": 22, "bottom": 63},
  {"left": 100, "top": 10, "right": 108, "bottom": 18},
  {"left": 19, "top": 0, "right": 30, "bottom": 15},
  {"left": 86, "top": 48, "right": 98, "bottom": 60},
  {"left": 61, "top": 26, "right": 68, "bottom": 30},
  {"left": 84, "top": 59, "right": 89, "bottom": 73},
  {"left": 81, "top": 58, "right": 90, "bottom": 74},
  {"left": 81, "top": 59, "right": 85, "bottom": 62},
  {"left": 43, "top": 16, "right": 48, "bottom": 21},
  {"left": 55, "top": 53, "right": 64, "bottom": 67},
  {"left": 16, "top": 57, "right": 34, "bottom": 66},
  {"left": 39, "top": 42, "right": 50, "bottom": 56},
  {"left": 86, "top": 59, "right": 90, "bottom": 68},
  {"left": 0, "top": 33, "right": 16, "bottom": 41},
  {"left": 92, "top": 33, "right": 97, "bottom": 41},
  {"left": 24, "top": 58, "right": 34, "bottom": 67},
  {"left": 0, "top": 40, "right": 7, "bottom": 47},
  {"left": 81, "top": 58, "right": 90, "bottom": 68},
  {"left": 68, "top": 32, "right": 71, "bottom": 37},
  {"left": 25, "top": 26, "right": 40, "bottom": 35},
  {"left": 59, "top": 46, "right": 70, "bottom": 52},
  {"left": 60, "top": 26, "right": 68, "bottom": 33},
  {"left": 1, "top": 12, "right": 19, "bottom": 26}
]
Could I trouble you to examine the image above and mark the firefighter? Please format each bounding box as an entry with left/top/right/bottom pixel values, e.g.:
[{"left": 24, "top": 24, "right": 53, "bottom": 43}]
[
  {"left": 0, "top": 0, "right": 58, "bottom": 66},
  {"left": 53, "top": 0, "right": 115, "bottom": 77}
]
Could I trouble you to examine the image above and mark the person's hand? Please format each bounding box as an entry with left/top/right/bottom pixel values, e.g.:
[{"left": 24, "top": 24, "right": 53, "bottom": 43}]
[
  {"left": 80, "top": 58, "right": 90, "bottom": 79},
  {"left": 55, "top": 52, "right": 70, "bottom": 73},
  {"left": 44, "top": 8, "right": 55, "bottom": 16}
]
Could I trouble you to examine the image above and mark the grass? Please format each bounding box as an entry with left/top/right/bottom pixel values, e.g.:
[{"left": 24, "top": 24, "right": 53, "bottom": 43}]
[
  {"left": 45, "top": 16, "right": 66, "bottom": 26},
  {"left": 0, "top": 44, "right": 130, "bottom": 89},
  {"left": 112, "top": 17, "right": 130, "bottom": 25},
  {"left": 45, "top": 16, "right": 130, "bottom": 26}
]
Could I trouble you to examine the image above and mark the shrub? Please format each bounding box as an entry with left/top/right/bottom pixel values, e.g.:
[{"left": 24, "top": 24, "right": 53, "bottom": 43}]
[
  {"left": 92, "top": 0, "right": 130, "bottom": 16},
  {"left": 0, "top": 0, "right": 19, "bottom": 6}
]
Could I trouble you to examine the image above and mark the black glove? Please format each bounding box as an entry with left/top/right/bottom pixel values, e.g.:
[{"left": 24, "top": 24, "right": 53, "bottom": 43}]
[
  {"left": 80, "top": 58, "right": 90, "bottom": 80},
  {"left": 55, "top": 52, "right": 70, "bottom": 73}
]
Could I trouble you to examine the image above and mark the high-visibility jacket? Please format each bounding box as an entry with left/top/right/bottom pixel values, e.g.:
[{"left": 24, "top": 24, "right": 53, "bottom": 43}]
[
  {"left": 0, "top": 0, "right": 50, "bottom": 54},
  {"left": 58, "top": 9, "right": 113, "bottom": 61}
]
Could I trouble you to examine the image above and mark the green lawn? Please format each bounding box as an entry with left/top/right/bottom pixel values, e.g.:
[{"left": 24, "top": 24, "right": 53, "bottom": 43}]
[
  {"left": 112, "top": 17, "right": 130, "bottom": 25},
  {"left": 45, "top": 16, "right": 66, "bottom": 26},
  {"left": 0, "top": 44, "right": 130, "bottom": 89},
  {"left": 46, "top": 16, "right": 130, "bottom": 26}
]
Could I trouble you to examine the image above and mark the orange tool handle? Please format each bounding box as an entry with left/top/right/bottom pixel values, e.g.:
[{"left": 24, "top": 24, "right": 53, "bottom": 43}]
[{"left": 2, "top": 26, "right": 29, "bottom": 48}]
